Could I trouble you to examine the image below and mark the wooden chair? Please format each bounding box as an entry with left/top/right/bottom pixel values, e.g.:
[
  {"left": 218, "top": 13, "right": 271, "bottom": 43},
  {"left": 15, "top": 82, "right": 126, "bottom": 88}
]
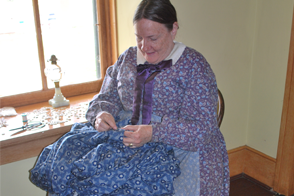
[{"left": 217, "top": 89, "right": 225, "bottom": 127}]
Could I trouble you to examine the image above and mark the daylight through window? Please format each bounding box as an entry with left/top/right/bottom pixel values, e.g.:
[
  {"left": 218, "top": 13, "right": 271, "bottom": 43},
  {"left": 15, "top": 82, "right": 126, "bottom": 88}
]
[{"left": 0, "top": 0, "right": 100, "bottom": 97}]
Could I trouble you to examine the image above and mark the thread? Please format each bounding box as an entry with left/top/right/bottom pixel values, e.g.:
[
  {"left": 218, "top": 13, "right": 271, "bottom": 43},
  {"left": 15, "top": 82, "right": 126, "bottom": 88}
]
[{"left": 22, "top": 113, "right": 28, "bottom": 122}]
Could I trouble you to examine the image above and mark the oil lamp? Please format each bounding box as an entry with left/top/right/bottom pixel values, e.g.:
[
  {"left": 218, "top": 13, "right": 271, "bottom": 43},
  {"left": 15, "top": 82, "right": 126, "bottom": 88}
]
[{"left": 45, "top": 55, "right": 70, "bottom": 108}]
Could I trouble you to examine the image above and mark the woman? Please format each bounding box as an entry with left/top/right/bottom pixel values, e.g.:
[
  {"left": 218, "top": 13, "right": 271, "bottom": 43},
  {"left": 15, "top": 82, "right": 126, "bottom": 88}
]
[{"left": 30, "top": 0, "right": 229, "bottom": 195}]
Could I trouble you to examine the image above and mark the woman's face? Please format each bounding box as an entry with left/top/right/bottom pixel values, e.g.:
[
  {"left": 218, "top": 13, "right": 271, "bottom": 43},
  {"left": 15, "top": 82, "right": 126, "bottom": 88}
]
[{"left": 134, "top": 18, "right": 178, "bottom": 64}]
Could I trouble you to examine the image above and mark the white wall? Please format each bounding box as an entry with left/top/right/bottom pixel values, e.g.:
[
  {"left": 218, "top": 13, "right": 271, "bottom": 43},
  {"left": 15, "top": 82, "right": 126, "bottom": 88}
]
[
  {"left": 0, "top": 157, "right": 46, "bottom": 196},
  {"left": 247, "top": 0, "right": 293, "bottom": 157},
  {"left": 117, "top": 0, "right": 140, "bottom": 52},
  {"left": 117, "top": 0, "right": 294, "bottom": 157}
]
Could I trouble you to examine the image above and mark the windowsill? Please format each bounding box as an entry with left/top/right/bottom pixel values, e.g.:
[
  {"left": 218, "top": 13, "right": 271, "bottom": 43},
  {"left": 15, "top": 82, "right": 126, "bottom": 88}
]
[{"left": 0, "top": 92, "right": 97, "bottom": 165}]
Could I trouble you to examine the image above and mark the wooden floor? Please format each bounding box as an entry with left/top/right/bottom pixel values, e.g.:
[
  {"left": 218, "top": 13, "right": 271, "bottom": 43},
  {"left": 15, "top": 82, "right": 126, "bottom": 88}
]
[{"left": 230, "top": 174, "right": 279, "bottom": 196}]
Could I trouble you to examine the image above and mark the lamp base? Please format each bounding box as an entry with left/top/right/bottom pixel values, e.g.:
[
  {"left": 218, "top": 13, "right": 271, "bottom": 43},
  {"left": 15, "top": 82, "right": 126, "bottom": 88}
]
[{"left": 49, "top": 87, "right": 70, "bottom": 108}]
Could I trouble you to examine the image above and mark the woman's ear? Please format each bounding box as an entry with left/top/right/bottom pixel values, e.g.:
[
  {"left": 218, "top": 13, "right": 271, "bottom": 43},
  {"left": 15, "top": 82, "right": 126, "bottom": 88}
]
[{"left": 171, "top": 22, "right": 178, "bottom": 38}]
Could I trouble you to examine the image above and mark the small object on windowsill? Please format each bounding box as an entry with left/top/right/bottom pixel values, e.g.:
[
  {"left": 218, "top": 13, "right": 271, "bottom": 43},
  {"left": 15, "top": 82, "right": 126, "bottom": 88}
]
[
  {"left": 9, "top": 123, "right": 28, "bottom": 132},
  {"left": 0, "top": 107, "right": 17, "bottom": 117},
  {"left": 22, "top": 113, "right": 28, "bottom": 122},
  {"left": 9, "top": 122, "right": 42, "bottom": 131},
  {"left": 0, "top": 118, "right": 8, "bottom": 128},
  {"left": 9, "top": 122, "right": 45, "bottom": 136},
  {"left": 45, "top": 55, "right": 70, "bottom": 108}
]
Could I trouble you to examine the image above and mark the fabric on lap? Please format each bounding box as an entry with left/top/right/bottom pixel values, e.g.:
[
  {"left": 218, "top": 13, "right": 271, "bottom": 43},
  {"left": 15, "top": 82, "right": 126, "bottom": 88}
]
[{"left": 30, "top": 122, "right": 180, "bottom": 196}]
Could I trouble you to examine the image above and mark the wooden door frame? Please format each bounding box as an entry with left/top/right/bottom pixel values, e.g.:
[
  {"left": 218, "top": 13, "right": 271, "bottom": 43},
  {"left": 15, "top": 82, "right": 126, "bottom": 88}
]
[{"left": 273, "top": 5, "right": 294, "bottom": 196}]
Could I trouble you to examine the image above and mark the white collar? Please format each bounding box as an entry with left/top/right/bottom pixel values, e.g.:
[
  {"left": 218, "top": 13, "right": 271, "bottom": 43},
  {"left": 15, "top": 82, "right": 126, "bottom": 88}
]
[{"left": 137, "top": 41, "right": 186, "bottom": 66}]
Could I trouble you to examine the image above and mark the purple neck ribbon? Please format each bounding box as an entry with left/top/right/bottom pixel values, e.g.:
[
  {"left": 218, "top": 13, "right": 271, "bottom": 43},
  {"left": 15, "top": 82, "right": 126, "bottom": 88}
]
[{"left": 131, "top": 59, "right": 172, "bottom": 125}]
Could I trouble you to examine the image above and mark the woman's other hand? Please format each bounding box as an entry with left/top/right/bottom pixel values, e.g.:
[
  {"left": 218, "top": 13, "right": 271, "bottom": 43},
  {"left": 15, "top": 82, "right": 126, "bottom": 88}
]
[
  {"left": 122, "top": 125, "right": 152, "bottom": 148},
  {"left": 94, "top": 112, "right": 117, "bottom": 132}
]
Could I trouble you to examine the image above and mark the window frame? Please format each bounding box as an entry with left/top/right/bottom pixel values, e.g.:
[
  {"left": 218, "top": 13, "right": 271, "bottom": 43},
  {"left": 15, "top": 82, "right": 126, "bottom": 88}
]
[{"left": 0, "top": 0, "right": 118, "bottom": 108}]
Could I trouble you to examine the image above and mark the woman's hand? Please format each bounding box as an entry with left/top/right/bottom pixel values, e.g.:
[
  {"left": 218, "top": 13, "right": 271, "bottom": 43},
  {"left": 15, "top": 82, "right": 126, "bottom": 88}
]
[
  {"left": 122, "top": 125, "right": 153, "bottom": 148},
  {"left": 94, "top": 112, "right": 117, "bottom": 132}
]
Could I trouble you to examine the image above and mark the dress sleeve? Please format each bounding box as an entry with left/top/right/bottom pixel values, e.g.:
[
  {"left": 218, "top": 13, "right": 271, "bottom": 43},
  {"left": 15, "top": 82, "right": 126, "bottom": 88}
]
[
  {"left": 151, "top": 56, "right": 219, "bottom": 152},
  {"left": 86, "top": 58, "right": 123, "bottom": 126}
]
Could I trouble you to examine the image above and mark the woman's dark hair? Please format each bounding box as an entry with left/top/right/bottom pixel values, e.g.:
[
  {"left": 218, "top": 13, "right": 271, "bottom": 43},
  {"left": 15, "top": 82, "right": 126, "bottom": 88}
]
[{"left": 133, "top": 0, "right": 178, "bottom": 31}]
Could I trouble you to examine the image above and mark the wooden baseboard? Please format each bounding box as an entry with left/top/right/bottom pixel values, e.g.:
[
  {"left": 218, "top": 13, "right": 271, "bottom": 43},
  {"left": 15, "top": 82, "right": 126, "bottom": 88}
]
[
  {"left": 228, "top": 146, "right": 247, "bottom": 176},
  {"left": 228, "top": 145, "right": 276, "bottom": 187}
]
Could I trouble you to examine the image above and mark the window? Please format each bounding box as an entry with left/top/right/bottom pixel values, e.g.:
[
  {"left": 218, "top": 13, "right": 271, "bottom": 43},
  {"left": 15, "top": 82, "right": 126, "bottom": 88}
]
[
  {"left": 0, "top": 0, "right": 41, "bottom": 96},
  {"left": 39, "top": 0, "right": 101, "bottom": 88},
  {"left": 0, "top": 0, "right": 118, "bottom": 108}
]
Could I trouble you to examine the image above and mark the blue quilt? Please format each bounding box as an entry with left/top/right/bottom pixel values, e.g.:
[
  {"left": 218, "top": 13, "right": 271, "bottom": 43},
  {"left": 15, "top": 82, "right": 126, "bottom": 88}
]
[{"left": 30, "top": 123, "right": 181, "bottom": 196}]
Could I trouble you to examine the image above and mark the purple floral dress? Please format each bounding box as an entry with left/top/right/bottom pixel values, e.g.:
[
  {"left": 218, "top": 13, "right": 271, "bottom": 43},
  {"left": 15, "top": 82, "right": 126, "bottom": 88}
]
[{"left": 86, "top": 45, "right": 230, "bottom": 196}]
